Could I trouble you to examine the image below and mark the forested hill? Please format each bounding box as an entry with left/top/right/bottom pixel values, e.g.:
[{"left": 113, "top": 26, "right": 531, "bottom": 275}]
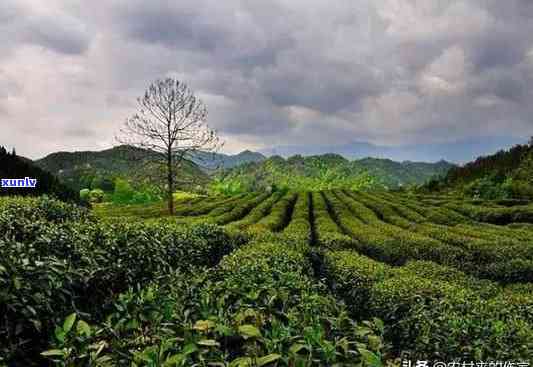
[
  {"left": 425, "top": 139, "right": 533, "bottom": 199},
  {"left": 214, "top": 153, "right": 454, "bottom": 192},
  {"left": 191, "top": 150, "right": 266, "bottom": 170},
  {"left": 0, "top": 146, "right": 78, "bottom": 201},
  {"left": 35, "top": 145, "right": 208, "bottom": 192}
]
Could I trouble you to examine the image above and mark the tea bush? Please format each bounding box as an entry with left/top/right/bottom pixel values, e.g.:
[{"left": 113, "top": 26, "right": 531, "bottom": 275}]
[
  {"left": 0, "top": 197, "right": 242, "bottom": 365},
  {"left": 40, "top": 235, "right": 388, "bottom": 366},
  {"left": 282, "top": 192, "right": 312, "bottom": 242},
  {"left": 321, "top": 249, "right": 533, "bottom": 360},
  {"left": 228, "top": 191, "right": 285, "bottom": 230},
  {"left": 249, "top": 192, "right": 297, "bottom": 232}
]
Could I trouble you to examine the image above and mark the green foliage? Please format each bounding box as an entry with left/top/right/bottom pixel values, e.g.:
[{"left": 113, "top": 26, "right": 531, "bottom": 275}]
[
  {"left": 89, "top": 189, "right": 105, "bottom": 203},
  {"left": 227, "top": 191, "right": 285, "bottom": 230},
  {"left": 425, "top": 139, "right": 533, "bottom": 200},
  {"left": 216, "top": 154, "right": 453, "bottom": 192},
  {"left": 282, "top": 192, "right": 312, "bottom": 243},
  {"left": 112, "top": 178, "right": 135, "bottom": 203},
  {"left": 248, "top": 192, "right": 297, "bottom": 233},
  {"left": 209, "top": 178, "right": 245, "bottom": 196},
  {"left": 1, "top": 194, "right": 391, "bottom": 366},
  {"left": 41, "top": 236, "right": 387, "bottom": 366},
  {"left": 34, "top": 145, "right": 209, "bottom": 193},
  {"left": 90, "top": 175, "right": 115, "bottom": 192},
  {"left": 462, "top": 175, "right": 513, "bottom": 200},
  {"left": 0, "top": 196, "right": 239, "bottom": 365},
  {"left": 208, "top": 192, "right": 272, "bottom": 225},
  {"left": 5, "top": 188, "right": 533, "bottom": 364},
  {"left": 111, "top": 179, "right": 161, "bottom": 204},
  {"left": 79, "top": 188, "right": 90, "bottom": 203},
  {"left": 321, "top": 250, "right": 533, "bottom": 360}
]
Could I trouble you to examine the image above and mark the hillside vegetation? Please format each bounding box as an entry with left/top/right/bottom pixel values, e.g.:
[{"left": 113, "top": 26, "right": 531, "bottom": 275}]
[
  {"left": 214, "top": 154, "right": 454, "bottom": 193},
  {"left": 0, "top": 146, "right": 78, "bottom": 202},
  {"left": 425, "top": 139, "right": 533, "bottom": 200},
  {"left": 35, "top": 145, "right": 209, "bottom": 193}
]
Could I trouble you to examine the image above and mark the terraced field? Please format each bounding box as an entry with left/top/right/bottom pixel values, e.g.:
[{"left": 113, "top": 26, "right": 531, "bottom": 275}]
[
  {"left": 3, "top": 192, "right": 533, "bottom": 365},
  {"left": 164, "top": 189, "right": 533, "bottom": 360}
]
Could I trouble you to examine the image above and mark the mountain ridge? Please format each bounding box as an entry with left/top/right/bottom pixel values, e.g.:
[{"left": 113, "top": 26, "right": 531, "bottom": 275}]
[
  {"left": 215, "top": 153, "right": 455, "bottom": 192},
  {"left": 260, "top": 136, "right": 527, "bottom": 164},
  {"left": 34, "top": 145, "right": 208, "bottom": 192}
]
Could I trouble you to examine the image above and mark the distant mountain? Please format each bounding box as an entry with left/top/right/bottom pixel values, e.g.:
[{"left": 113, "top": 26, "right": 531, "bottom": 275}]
[
  {"left": 35, "top": 145, "right": 208, "bottom": 192},
  {"left": 191, "top": 150, "right": 266, "bottom": 170},
  {"left": 34, "top": 146, "right": 266, "bottom": 192},
  {"left": 216, "top": 153, "right": 455, "bottom": 192},
  {"left": 425, "top": 139, "right": 533, "bottom": 199},
  {"left": 0, "top": 146, "right": 78, "bottom": 201},
  {"left": 261, "top": 136, "right": 527, "bottom": 164}
]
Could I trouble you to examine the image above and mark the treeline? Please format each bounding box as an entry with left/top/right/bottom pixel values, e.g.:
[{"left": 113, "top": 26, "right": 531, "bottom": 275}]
[
  {"left": 213, "top": 153, "right": 454, "bottom": 194},
  {"left": 0, "top": 146, "right": 79, "bottom": 202},
  {"left": 424, "top": 138, "right": 533, "bottom": 199}
]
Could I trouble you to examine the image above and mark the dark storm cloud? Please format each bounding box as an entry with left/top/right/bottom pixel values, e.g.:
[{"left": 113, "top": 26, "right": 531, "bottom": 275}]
[
  {"left": 259, "top": 58, "right": 384, "bottom": 113},
  {"left": 118, "top": 4, "right": 227, "bottom": 52},
  {"left": 2, "top": 0, "right": 533, "bottom": 159}
]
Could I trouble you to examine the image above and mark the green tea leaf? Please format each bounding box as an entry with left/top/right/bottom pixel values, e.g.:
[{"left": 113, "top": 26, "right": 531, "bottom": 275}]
[
  {"left": 41, "top": 349, "right": 64, "bottom": 357},
  {"left": 289, "top": 343, "right": 306, "bottom": 354},
  {"left": 238, "top": 324, "right": 261, "bottom": 339},
  {"left": 63, "top": 313, "right": 77, "bottom": 334},
  {"left": 359, "top": 348, "right": 382, "bottom": 367},
  {"left": 229, "top": 357, "right": 252, "bottom": 367},
  {"left": 54, "top": 326, "right": 66, "bottom": 344},
  {"left": 193, "top": 320, "right": 215, "bottom": 332},
  {"left": 76, "top": 320, "right": 91, "bottom": 337},
  {"left": 257, "top": 354, "right": 281, "bottom": 366}
]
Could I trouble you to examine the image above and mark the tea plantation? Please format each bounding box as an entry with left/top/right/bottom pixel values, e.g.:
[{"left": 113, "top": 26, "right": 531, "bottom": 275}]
[{"left": 2, "top": 192, "right": 533, "bottom": 366}]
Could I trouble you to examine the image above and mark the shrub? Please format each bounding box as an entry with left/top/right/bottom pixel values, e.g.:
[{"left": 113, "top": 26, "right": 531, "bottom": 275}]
[
  {"left": 0, "top": 197, "right": 240, "bottom": 365},
  {"left": 282, "top": 191, "right": 312, "bottom": 242},
  {"left": 89, "top": 188, "right": 105, "bottom": 203},
  {"left": 209, "top": 192, "right": 271, "bottom": 225},
  {"left": 321, "top": 248, "right": 533, "bottom": 360},
  {"left": 322, "top": 250, "right": 389, "bottom": 314},
  {"left": 44, "top": 236, "right": 388, "bottom": 366},
  {"left": 249, "top": 192, "right": 297, "bottom": 232},
  {"left": 369, "top": 274, "right": 532, "bottom": 360},
  {"left": 312, "top": 192, "right": 348, "bottom": 247},
  {"left": 112, "top": 178, "right": 135, "bottom": 203},
  {"left": 79, "top": 188, "right": 90, "bottom": 203}
]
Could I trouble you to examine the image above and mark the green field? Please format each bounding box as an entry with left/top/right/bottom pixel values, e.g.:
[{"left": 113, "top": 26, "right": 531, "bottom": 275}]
[{"left": 2, "top": 192, "right": 533, "bottom": 365}]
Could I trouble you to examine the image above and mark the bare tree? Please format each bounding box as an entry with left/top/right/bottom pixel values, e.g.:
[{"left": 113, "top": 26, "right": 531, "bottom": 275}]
[{"left": 117, "top": 78, "right": 222, "bottom": 214}]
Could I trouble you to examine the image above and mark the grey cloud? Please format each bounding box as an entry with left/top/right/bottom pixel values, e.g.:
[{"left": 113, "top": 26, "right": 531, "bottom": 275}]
[
  {"left": 118, "top": 4, "right": 227, "bottom": 51},
  {"left": 0, "top": 0, "right": 91, "bottom": 56},
  {"left": 468, "top": 35, "right": 526, "bottom": 71},
  {"left": 24, "top": 15, "right": 91, "bottom": 55},
  {"left": 476, "top": 71, "right": 528, "bottom": 103},
  {"left": 2, "top": 0, "right": 533, "bottom": 159}
]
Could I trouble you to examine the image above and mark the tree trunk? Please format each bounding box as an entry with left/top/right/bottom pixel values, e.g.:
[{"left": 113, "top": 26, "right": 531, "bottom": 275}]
[{"left": 167, "top": 150, "right": 174, "bottom": 215}]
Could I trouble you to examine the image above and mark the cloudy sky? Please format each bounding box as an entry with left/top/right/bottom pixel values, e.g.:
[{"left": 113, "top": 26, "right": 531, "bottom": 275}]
[{"left": 1, "top": 0, "right": 533, "bottom": 160}]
